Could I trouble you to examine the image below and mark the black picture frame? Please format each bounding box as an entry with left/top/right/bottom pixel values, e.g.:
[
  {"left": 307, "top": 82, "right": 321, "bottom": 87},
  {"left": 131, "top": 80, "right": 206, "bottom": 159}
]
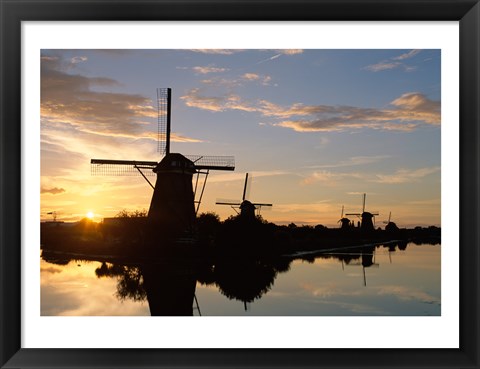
[{"left": 1, "top": 0, "right": 479, "bottom": 368}]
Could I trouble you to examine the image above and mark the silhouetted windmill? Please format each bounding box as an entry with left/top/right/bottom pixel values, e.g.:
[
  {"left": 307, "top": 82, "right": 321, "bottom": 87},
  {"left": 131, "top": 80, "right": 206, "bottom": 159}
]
[
  {"left": 337, "top": 205, "right": 351, "bottom": 230},
  {"left": 383, "top": 211, "right": 399, "bottom": 232},
  {"left": 91, "top": 88, "right": 235, "bottom": 245},
  {"left": 216, "top": 173, "right": 272, "bottom": 220},
  {"left": 47, "top": 211, "right": 57, "bottom": 222},
  {"left": 345, "top": 193, "right": 379, "bottom": 232}
]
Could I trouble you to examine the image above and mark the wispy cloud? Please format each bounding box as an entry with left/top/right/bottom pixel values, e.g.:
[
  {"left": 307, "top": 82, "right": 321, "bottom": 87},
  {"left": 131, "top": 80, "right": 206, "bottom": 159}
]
[
  {"left": 301, "top": 170, "right": 363, "bottom": 186},
  {"left": 200, "top": 73, "right": 272, "bottom": 88},
  {"left": 189, "top": 49, "right": 243, "bottom": 55},
  {"left": 374, "top": 166, "right": 440, "bottom": 184},
  {"left": 241, "top": 73, "right": 272, "bottom": 85},
  {"left": 181, "top": 89, "right": 440, "bottom": 132},
  {"left": 256, "top": 49, "right": 303, "bottom": 64},
  {"left": 192, "top": 65, "right": 229, "bottom": 74},
  {"left": 364, "top": 49, "right": 421, "bottom": 72},
  {"left": 41, "top": 187, "right": 66, "bottom": 195},
  {"left": 392, "top": 49, "right": 421, "bottom": 60},
  {"left": 274, "top": 92, "right": 440, "bottom": 132},
  {"left": 305, "top": 155, "right": 390, "bottom": 169},
  {"left": 70, "top": 56, "right": 88, "bottom": 64},
  {"left": 277, "top": 49, "right": 304, "bottom": 55},
  {"left": 301, "top": 166, "right": 439, "bottom": 186},
  {"left": 180, "top": 88, "right": 257, "bottom": 113}
]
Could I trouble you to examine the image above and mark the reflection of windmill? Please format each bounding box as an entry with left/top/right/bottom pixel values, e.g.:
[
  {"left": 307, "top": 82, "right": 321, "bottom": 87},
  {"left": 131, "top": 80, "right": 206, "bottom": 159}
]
[
  {"left": 346, "top": 248, "right": 379, "bottom": 286},
  {"left": 337, "top": 205, "right": 351, "bottom": 230},
  {"left": 91, "top": 88, "right": 235, "bottom": 244},
  {"left": 216, "top": 173, "right": 272, "bottom": 219},
  {"left": 345, "top": 193, "right": 379, "bottom": 231}
]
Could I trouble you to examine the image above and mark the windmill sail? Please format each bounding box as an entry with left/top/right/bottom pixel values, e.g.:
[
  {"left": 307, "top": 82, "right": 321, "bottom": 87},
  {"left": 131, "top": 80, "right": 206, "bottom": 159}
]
[
  {"left": 91, "top": 159, "right": 157, "bottom": 176},
  {"left": 91, "top": 156, "right": 234, "bottom": 176},
  {"left": 157, "top": 87, "right": 171, "bottom": 156}
]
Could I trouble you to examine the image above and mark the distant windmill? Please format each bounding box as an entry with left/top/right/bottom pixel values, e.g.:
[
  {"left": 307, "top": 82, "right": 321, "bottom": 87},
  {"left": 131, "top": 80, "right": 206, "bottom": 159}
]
[
  {"left": 47, "top": 211, "right": 57, "bottom": 222},
  {"left": 345, "top": 193, "right": 379, "bottom": 232},
  {"left": 216, "top": 173, "right": 272, "bottom": 220},
  {"left": 383, "top": 211, "right": 399, "bottom": 232},
  {"left": 91, "top": 88, "right": 235, "bottom": 245},
  {"left": 337, "top": 205, "right": 351, "bottom": 230}
]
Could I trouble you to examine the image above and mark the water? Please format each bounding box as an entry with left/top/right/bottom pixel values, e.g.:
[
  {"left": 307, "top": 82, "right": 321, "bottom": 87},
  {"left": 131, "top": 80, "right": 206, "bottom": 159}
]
[{"left": 41, "top": 242, "right": 440, "bottom": 316}]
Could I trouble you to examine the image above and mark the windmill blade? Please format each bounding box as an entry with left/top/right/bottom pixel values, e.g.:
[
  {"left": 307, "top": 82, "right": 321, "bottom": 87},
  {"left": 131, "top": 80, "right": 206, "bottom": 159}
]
[
  {"left": 242, "top": 173, "right": 250, "bottom": 201},
  {"left": 186, "top": 155, "right": 235, "bottom": 171},
  {"left": 91, "top": 159, "right": 157, "bottom": 176},
  {"left": 216, "top": 201, "right": 242, "bottom": 206},
  {"left": 252, "top": 203, "right": 272, "bottom": 208},
  {"left": 157, "top": 87, "right": 171, "bottom": 156}
]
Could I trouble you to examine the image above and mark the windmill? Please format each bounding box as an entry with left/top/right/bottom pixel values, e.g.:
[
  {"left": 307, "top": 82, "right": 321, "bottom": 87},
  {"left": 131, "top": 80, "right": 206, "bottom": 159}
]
[
  {"left": 345, "top": 193, "right": 379, "bottom": 232},
  {"left": 383, "top": 211, "right": 399, "bottom": 232},
  {"left": 337, "top": 205, "right": 351, "bottom": 230},
  {"left": 91, "top": 88, "right": 235, "bottom": 245},
  {"left": 47, "top": 211, "right": 57, "bottom": 222},
  {"left": 216, "top": 173, "right": 272, "bottom": 220}
]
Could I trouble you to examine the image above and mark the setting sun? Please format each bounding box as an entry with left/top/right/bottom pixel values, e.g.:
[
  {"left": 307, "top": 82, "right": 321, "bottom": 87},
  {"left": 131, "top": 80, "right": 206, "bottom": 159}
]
[{"left": 86, "top": 211, "right": 94, "bottom": 219}]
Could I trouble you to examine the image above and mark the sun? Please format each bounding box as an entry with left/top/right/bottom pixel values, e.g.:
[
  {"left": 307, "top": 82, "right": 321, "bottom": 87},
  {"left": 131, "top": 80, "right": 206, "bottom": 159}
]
[{"left": 86, "top": 211, "right": 94, "bottom": 219}]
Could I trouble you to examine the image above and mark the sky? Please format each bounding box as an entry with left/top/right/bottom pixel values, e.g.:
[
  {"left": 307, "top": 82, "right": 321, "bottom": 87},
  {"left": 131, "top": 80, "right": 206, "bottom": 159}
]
[{"left": 40, "top": 49, "right": 441, "bottom": 227}]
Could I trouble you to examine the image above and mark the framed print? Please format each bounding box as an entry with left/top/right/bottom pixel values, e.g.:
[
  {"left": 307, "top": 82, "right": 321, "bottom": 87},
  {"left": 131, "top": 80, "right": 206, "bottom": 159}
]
[{"left": 1, "top": 0, "right": 479, "bottom": 368}]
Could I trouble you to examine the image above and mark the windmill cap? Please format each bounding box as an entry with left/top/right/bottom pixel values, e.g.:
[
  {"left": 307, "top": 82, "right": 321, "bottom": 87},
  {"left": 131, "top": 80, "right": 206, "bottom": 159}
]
[{"left": 154, "top": 153, "right": 196, "bottom": 173}]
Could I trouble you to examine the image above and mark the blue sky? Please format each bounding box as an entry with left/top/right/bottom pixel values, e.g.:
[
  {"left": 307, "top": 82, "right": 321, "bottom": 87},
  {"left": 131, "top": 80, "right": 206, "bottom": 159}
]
[{"left": 40, "top": 49, "right": 441, "bottom": 227}]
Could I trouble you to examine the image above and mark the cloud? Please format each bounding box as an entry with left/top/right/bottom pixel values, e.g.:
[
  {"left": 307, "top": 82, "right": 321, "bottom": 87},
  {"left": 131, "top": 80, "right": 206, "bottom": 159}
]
[
  {"left": 364, "top": 49, "right": 421, "bottom": 72},
  {"left": 200, "top": 73, "right": 272, "bottom": 88},
  {"left": 241, "top": 73, "right": 271, "bottom": 85},
  {"left": 273, "top": 93, "right": 439, "bottom": 132},
  {"left": 392, "top": 49, "right": 421, "bottom": 60},
  {"left": 70, "top": 56, "right": 88, "bottom": 64},
  {"left": 364, "top": 62, "right": 402, "bottom": 72},
  {"left": 374, "top": 166, "right": 440, "bottom": 184},
  {"left": 305, "top": 155, "right": 390, "bottom": 169},
  {"left": 276, "top": 49, "right": 304, "bottom": 55},
  {"left": 41, "top": 55, "right": 201, "bottom": 144},
  {"left": 189, "top": 49, "right": 243, "bottom": 55},
  {"left": 301, "top": 170, "right": 363, "bottom": 186},
  {"left": 192, "top": 66, "right": 229, "bottom": 74},
  {"left": 180, "top": 88, "right": 257, "bottom": 113},
  {"left": 301, "top": 166, "right": 439, "bottom": 186},
  {"left": 181, "top": 89, "right": 439, "bottom": 132},
  {"left": 242, "top": 73, "right": 261, "bottom": 81},
  {"left": 41, "top": 266, "right": 62, "bottom": 274},
  {"left": 41, "top": 187, "right": 66, "bottom": 195}
]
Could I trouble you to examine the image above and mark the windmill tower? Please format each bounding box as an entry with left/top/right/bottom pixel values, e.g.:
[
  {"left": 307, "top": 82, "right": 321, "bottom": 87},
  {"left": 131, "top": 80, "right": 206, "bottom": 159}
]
[
  {"left": 91, "top": 88, "right": 235, "bottom": 246},
  {"left": 216, "top": 173, "right": 272, "bottom": 221},
  {"left": 345, "top": 193, "right": 379, "bottom": 232}
]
